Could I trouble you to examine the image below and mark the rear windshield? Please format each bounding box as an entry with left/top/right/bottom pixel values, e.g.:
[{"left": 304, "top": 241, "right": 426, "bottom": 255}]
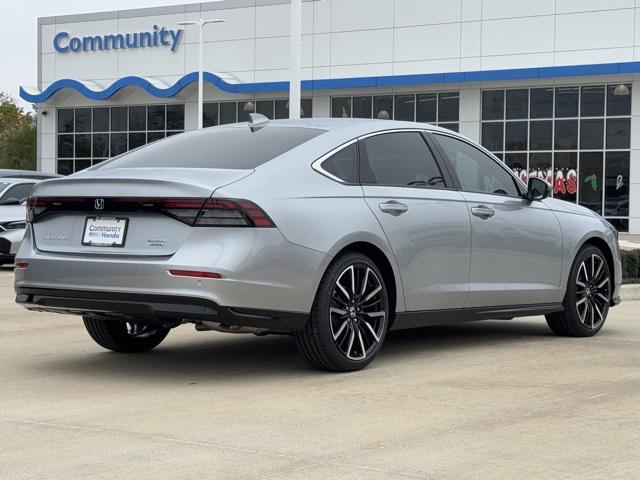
[
  {"left": 97, "top": 126, "right": 325, "bottom": 170},
  {"left": 0, "top": 182, "right": 9, "bottom": 193}
]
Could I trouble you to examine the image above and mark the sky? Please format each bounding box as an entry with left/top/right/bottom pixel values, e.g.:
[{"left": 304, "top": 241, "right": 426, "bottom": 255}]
[{"left": 2, "top": 0, "right": 199, "bottom": 111}]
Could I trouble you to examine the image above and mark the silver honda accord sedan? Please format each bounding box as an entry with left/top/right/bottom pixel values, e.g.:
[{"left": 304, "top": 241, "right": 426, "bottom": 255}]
[{"left": 14, "top": 117, "right": 621, "bottom": 371}]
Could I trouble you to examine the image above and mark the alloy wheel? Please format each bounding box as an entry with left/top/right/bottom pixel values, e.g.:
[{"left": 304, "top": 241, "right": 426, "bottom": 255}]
[
  {"left": 575, "top": 254, "right": 610, "bottom": 329},
  {"left": 329, "top": 263, "right": 386, "bottom": 360},
  {"left": 125, "top": 322, "right": 160, "bottom": 338}
]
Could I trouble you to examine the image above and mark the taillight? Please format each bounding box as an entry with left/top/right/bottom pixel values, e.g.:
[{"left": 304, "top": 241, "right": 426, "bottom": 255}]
[
  {"left": 27, "top": 196, "right": 275, "bottom": 228},
  {"left": 193, "top": 199, "right": 275, "bottom": 228}
]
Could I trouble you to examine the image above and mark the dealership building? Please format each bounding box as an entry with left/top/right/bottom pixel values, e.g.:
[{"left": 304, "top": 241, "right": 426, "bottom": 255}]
[{"left": 21, "top": 0, "right": 640, "bottom": 232}]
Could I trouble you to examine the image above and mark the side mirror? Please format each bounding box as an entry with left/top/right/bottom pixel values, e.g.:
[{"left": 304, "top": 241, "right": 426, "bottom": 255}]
[{"left": 526, "top": 178, "right": 551, "bottom": 202}]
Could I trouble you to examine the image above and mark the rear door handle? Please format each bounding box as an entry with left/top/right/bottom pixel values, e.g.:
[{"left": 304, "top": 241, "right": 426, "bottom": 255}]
[
  {"left": 471, "top": 205, "right": 495, "bottom": 219},
  {"left": 379, "top": 201, "right": 408, "bottom": 216}
]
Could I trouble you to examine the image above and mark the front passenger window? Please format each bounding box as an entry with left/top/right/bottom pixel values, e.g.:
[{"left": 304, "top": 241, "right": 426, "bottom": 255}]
[{"left": 434, "top": 134, "right": 520, "bottom": 197}]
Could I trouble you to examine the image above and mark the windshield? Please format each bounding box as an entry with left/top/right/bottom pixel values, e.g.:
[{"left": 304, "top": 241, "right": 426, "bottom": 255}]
[{"left": 96, "top": 126, "right": 326, "bottom": 170}]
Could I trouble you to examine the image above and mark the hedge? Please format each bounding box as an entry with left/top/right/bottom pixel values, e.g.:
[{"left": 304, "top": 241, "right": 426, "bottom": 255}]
[{"left": 621, "top": 249, "right": 640, "bottom": 280}]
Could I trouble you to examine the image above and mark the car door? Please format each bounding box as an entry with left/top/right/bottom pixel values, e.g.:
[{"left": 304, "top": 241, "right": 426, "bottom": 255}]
[
  {"left": 360, "top": 131, "right": 471, "bottom": 311},
  {"left": 432, "top": 132, "right": 563, "bottom": 308}
]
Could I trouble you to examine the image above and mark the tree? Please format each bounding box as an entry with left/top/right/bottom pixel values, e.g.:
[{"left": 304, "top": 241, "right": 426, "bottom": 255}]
[{"left": 0, "top": 93, "right": 36, "bottom": 170}]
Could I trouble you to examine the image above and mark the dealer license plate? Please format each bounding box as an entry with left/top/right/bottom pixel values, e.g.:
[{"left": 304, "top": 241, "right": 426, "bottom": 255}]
[{"left": 82, "top": 216, "right": 129, "bottom": 247}]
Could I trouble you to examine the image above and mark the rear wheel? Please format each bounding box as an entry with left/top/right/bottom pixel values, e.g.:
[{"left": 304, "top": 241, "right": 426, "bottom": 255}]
[
  {"left": 83, "top": 316, "right": 170, "bottom": 353},
  {"left": 546, "top": 245, "right": 611, "bottom": 337},
  {"left": 293, "top": 252, "right": 389, "bottom": 372}
]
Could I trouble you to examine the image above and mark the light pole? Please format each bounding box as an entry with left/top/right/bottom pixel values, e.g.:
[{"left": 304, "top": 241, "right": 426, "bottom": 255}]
[{"left": 178, "top": 17, "right": 226, "bottom": 129}]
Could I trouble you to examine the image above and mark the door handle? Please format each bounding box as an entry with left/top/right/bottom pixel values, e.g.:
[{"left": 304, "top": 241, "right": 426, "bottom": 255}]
[
  {"left": 379, "top": 201, "right": 408, "bottom": 216},
  {"left": 471, "top": 205, "right": 495, "bottom": 219}
]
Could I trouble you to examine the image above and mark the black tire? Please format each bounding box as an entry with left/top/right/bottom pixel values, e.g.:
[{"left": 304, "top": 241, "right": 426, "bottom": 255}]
[
  {"left": 293, "top": 252, "right": 390, "bottom": 372},
  {"left": 83, "top": 316, "right": 170, "bottom": 353},
  {"left": 546, "top": 245, "right": 611, "bottom": 337}
]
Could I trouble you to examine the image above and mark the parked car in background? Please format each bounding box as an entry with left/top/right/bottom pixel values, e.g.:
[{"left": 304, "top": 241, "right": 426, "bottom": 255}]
[
  {"left": 14, "top": 118, "right": 622, "bottom": 371},
  {"left": 0, "top": 170, "right": 60, "bottom": 180},
  {"left": 0, "top": 178, "right": 48, "bottom": 266}
]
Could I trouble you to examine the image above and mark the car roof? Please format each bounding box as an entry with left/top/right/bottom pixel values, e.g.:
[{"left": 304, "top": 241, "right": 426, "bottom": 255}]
[{"left": 0, "top": 169, "right": 61, "bottom": 179}]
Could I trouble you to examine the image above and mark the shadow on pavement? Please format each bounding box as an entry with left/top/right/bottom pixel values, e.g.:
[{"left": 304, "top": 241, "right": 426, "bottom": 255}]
[{"left": 34, "top": 319, "right": 557, "bottom": 381}]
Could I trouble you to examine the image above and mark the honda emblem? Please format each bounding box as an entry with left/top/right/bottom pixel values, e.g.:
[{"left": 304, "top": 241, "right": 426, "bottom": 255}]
[{"left": 94, "top": 198, "right": 105, "bottom": 210}]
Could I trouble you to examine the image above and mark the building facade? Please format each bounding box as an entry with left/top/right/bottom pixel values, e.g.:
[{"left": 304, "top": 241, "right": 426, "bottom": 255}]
[{"left": 22, "top": 0, "right": 640, "bottom": 232}]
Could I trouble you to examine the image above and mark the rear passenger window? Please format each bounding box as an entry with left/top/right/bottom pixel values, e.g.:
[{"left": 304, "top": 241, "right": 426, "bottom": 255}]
[
  {"left": 434, "top": 134, "right": 520, "bottom": 197},
  {"left": 360, "top": 132, "right": 446, "bottom": 188},
  {"left": 321, "top": 142, "right": 358, "bottom": 183}
]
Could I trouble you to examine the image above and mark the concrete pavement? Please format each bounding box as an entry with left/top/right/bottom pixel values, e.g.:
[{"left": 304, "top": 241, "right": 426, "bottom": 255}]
[{"left": 1, "top": 266, "right": 638, "bottom": 479}]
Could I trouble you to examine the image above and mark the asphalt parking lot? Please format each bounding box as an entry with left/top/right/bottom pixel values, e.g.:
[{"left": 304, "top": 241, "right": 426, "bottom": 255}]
[{"left": 1, "top": 266, "right": 638, "bottom": 480}]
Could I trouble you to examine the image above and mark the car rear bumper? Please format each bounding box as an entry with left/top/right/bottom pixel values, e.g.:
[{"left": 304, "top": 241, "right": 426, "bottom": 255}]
[{"left": 15, "top": 286, "right": 308, "bottom": 332}]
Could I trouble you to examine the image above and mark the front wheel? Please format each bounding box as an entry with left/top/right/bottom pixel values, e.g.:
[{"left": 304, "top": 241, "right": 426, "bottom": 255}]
[
  {"left": 546, "top": 245, "right": 611, "bottom": 337},
  {"left": 83, "top": 317, "right": 170, "bottom": 353},
  {"left": 293, "top": 252, "right": 390, "bottom": 372}
]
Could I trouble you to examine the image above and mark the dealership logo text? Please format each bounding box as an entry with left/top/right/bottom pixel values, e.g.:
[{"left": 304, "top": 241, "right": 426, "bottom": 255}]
[{"left": 54, "top": 25, "right": 184, "bottom": 53}]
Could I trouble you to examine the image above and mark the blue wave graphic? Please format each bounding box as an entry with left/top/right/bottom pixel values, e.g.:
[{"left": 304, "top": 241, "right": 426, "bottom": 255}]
[{"left": 20, "top": 62, "right": 640, "bottom": 103}]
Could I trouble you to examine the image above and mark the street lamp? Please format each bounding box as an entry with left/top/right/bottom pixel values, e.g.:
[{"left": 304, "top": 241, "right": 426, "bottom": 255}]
[{"left": 178, "top": 17, "right": 227, "bottom": 129}]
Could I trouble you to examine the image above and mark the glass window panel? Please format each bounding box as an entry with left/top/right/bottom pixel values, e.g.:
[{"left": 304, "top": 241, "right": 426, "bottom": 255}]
[
  {"left": 416, "top": 93, "right": 437, "bottom": 123},
  {"left": 607, "top": 84, "right": 632, "bottom": 116},
  {"left": 505, "top": 153, "right": 528, "bottom": 184},
  {"left": 92, "top": 133, "right": 109, "bottom": 158},
  {"left": 607, "top": 218, "right": 628, "bottom": 232},
  {"left": 530, "top": 88, "right": 553, "bottom": 119},
  {"left": 481, "top": 123, "right": 503, "bottom": 152},
  {"left": 57, "top": 109, "right": 74, "bottom": 133},
  {"left": 147, "top": 105, "right": 165, "bottom": 131},
  {"left": 238, "top": 101, "right": 255, "bottom": 123},
  {"left": 128, "top": 106, "right": 146, "bottom": 131},
  {"left": 75, "top": 159, "right": 91, "bottom": 172},
  {"left": 555, "top": 87, "right": 579, "bottom": 117},
  {"left": 553, "top": 152, "right": 577, "bottom": 202},
  {"left": 332, "top": 97, "right": 351, "bottom": 118},
  {"left": 128, "top": 132, "right": 146, "bottom": 150},
  {"left": 219, "top": 102, "right": 237, "bottom": 125},
  {"left": 166, "top": 131, "right": 181, "bottom": 137},
  {"left": 439, "top": 123, "right": 459, "bottom": 132},
  {"left": 605, "top": 151, "right": 629, "bottom": 217},
  {"left": 203, "top": 103, "right": 219, "bottom": 128},
  {"left": 606, "top": 118, "right": 630, "bottom": 149},
  {"left": 580, "top": 86, "right": 605, "bottom": 117},
  {"left": 580, "top": 119, "right": 604, "bottom": 150},
  {"left": 352, "top": 96, "right": 372, "bottom": 118},
  {"left": 505, "top": 89, "right": 528, "bottom": 119},
  {"left": 92, "top": 107, "right": 109, "bottom": 132},
  {"left": 394, "top": 94, "right": 415, "bottom": 121},
  {"left": 438, "top": 92, "right": 459, "bottom": 122},
  {"left": 57, "top": 159, "right": 73, "bottom": 176},
  {"left": 57, "top": 135, "right": 73, "bottom": 158},
  {"left": 554, "top": 120, "right": 578, "bottom": 150},
  {"left": 482, "top": 90, "right": 504, "bottom": 120},
  {"left": 74, "top": 108, "right": 91, "bottom": 133},
  {"left": 92, "top": 158, "right": 106, "bottom": 166},
  {"left": 275, "top": 100, "right": 288, "bottom": 119},
  {"left": 147, "top": 131, "right": 165, "bottom": 144},
  {"left": 75, "top": 134, "right": 91, "bottom": 158},
  {"left": 110, "top": 133, "right": 127, "bottom": 156},
  {"left": 579, "top": 152, "right": 603, "bottom": 214},
  {"left": 493, "top": 153, "right": 503, "bottom": 161},
  {"left": 529, "top": 152, "right": 553, "bottom": 184},
  {"left": 166, "top": 104, "right": 185, "bottom": 130},
  {"left": 435, "top": 134, "right": 518, "bottom": 196},
  {"left": 111, "top": 107, "right": 127, "bottom": 132},
  {"left": 362, "top": 132, "right": 445, "bottom": 188},
  {"left": 373, "top": 95, "right": 393, "bottom": 120},
  {"left": 505, "top": 121, "right": 528, "bottom": 151},
  {"left": 529, "top": 120, "right": 552, "bottom": 150},
  {"left": 256, "top": 100, "right": 274, "bottom": 119},
  {"left": 301, "top": 98, "right": 313, "bottom": 118},
  {"left": 322, "top": 142, "right": 358, "bottom": 183}
]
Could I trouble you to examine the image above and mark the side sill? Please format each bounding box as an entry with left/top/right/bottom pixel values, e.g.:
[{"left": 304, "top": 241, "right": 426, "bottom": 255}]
[{"left": 392, "top": 303, "right": 564, "bottom": 331}]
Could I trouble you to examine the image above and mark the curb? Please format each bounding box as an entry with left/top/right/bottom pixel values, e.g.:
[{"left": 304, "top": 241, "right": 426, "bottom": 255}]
[{"left": 621, "top": 283, "right": 640, "bottom": 301}]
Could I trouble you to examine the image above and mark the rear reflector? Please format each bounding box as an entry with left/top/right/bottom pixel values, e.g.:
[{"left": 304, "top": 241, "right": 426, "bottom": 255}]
[
  {"left": 15, "top": 263, "right": 29, "bottom": 269},
  {"left": 27, "top": 196, "right": 275, "bottom": 228},
  {"left": 168, "top": 270, "right": 222, "bottom": 279}
]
